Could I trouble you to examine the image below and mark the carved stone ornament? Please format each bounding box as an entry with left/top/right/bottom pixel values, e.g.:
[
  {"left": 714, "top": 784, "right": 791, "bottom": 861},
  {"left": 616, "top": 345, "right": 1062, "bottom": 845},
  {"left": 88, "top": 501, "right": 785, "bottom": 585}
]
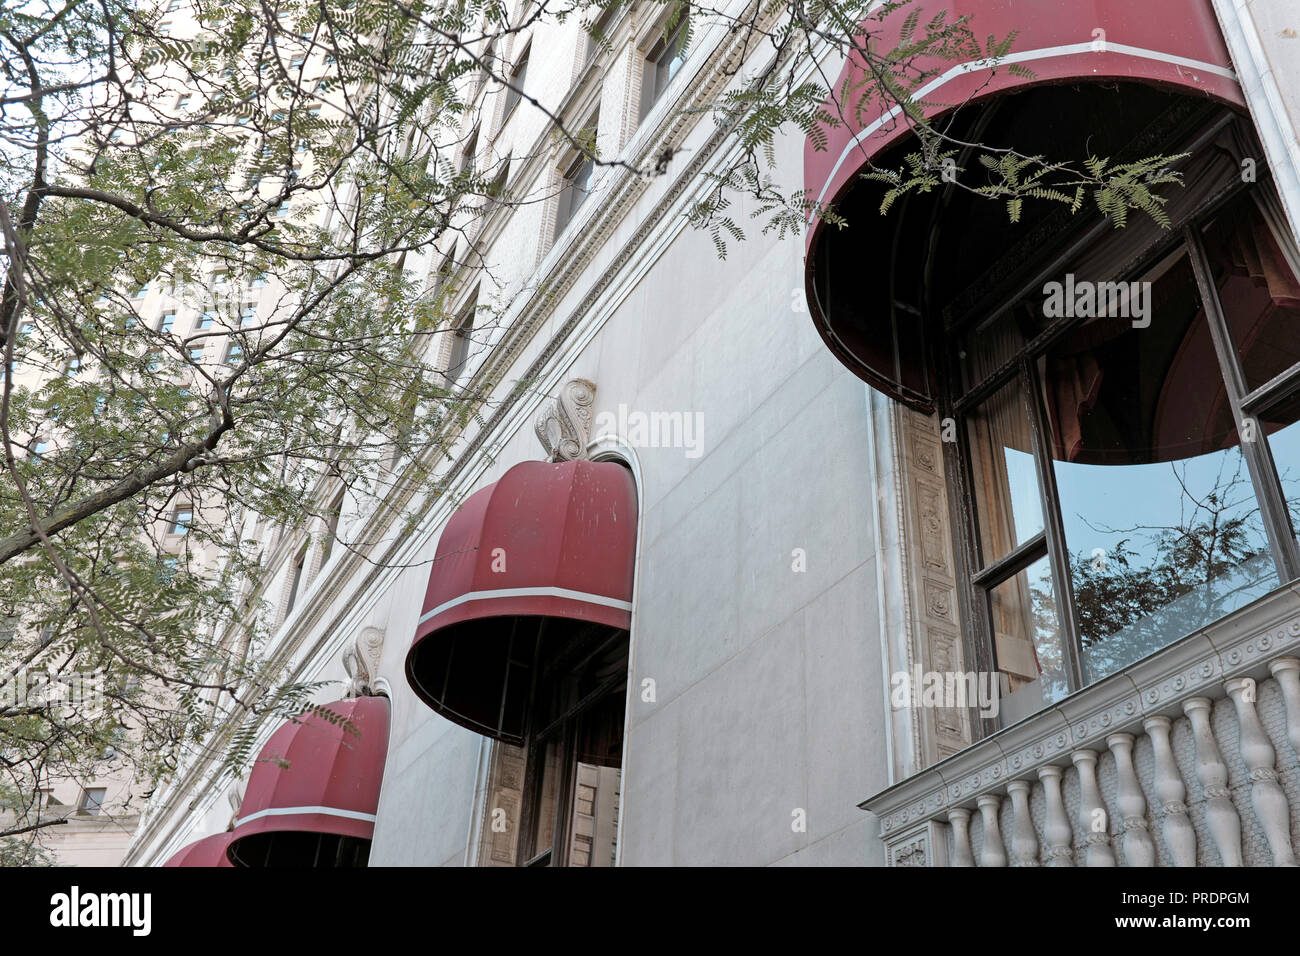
[
  {"left": 533, "top": 379, "right": 596, "bottom": 462},
  {"left": 343, "top": 626, "right": 385, "bottom": 698}
]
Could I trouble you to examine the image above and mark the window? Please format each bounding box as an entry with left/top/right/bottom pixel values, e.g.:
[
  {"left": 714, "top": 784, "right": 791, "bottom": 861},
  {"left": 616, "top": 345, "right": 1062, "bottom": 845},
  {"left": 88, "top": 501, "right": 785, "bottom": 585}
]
[
  {"left": 225, "top": 342, "right": 244, "bottom": 364},
  {"left": 866, "top": 91, "right": 1300, "bottom": 728},
  {"left": 159, "top": 311, "right": 176, "bottom": 333},
  {"left": 585, "top": 6, "right": 618, "bottom": 64},
  {"left": 641, "top": 19, "right": 687, "bottom": 119},
  {"left": 77, "top": 788, "right": 107, "bottom": 816},
  {"left": 170, "top": 507, "right": 193, "bottom": 535},
  {"left": 446, "top": 291, "right": 477, "bottom": 383},
  {"left": 501, "top": 44, "right": 529, "bottom": 119},
  {"left": 18, "top": 321, "right": 34, "bottom": 336},
  {"left": 32, "top": 441, "right": 49, "bottom": 460},
  {"left": 320, "top": 489, "right": 344, "bottom": 565},
  {"left": 290, "top": 54, "right": 305, "bottom": 70},
  {"left": 284, "top": 545, "right": 308, "bottom": 617},
  {"left": 475, "top": 41, "right": 495, "bottom": 98},
  {"left": 198, "top": 309, "right": 217, "bottom": 329},
  {"left": 554, "top": 152, "right": 595, "bottom": 237},
  {"left": 133, "top": 283, "right": 149, "bottom": 299},
  {"left": 460, "top": 126, "right": 479, "bottom": 176},
  {"left": 240, "top": 304, "right": 257, "bottom": 326},
  {"left": 251, "top": 273, "right": 267, "bottom": 288},
  {"left": 177, "top": 94, "right": 192, "bottom": 110},
  {"left": 487, "top": 158, "right": 510, "bottom": 208},
  {"left": 515, "top": 627, "right": 628, "bottom": 867},
  {"left": 65, "top": 357, "right": 80, "bottom": 376}
]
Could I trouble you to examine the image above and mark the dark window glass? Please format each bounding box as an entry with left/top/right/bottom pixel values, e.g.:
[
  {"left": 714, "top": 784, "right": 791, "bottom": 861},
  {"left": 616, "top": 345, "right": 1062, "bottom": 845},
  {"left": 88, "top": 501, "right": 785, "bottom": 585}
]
[{"left": 1201, "top": 192, "right": 1300, "bottom": 392}]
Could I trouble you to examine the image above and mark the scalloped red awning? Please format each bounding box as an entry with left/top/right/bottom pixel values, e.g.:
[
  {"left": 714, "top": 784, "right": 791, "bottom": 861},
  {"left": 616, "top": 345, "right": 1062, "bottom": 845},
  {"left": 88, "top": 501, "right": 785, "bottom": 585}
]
[
  {"left": 162, "top": 831, "right": 234, "bottom": 868},
  {"left": 406, "top": 459, "right": 637, "bottom": 741},
  {"left": 804, "top": 0, "right": 1243, "bottom": 250},
  {"left": 226, "top": 695, "right": 389, "bottom": 864}
]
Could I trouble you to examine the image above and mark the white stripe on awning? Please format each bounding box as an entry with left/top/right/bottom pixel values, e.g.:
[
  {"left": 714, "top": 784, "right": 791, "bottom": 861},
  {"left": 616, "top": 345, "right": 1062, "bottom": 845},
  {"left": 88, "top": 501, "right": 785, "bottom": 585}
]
[{"left": 418, "top": 586, "right": 634, "bottom": 626}]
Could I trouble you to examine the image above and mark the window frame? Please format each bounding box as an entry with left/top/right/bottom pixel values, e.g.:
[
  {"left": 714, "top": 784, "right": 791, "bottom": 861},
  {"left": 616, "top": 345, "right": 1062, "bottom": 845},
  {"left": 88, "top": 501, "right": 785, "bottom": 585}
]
[
  {"left": 77, "top": 787, "right": 107, "bottom": 816},
  {"left": 939, "top": 172, "right": 1300, "bottom": 737},
  {"left": 515, "top": 625, "right": 628, "bottom": 868},
  {"left": 554, "top": 143, "right": 596, "bottom": 237},
  {"left": 500, "top": 42, "right": 530, "bottom": 122},
  {"left": 445, "top": 288, "right": 478, "bottom": 384}
]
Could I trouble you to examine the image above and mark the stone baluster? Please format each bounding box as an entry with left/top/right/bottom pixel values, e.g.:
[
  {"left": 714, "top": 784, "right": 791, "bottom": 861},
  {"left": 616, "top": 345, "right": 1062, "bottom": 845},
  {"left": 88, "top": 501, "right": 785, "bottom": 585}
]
[
  {"left": 1224, "top": 678, "right": 1296, "bottom": 866},
  {"left": 1143, "top": 715, "right": 1197, "bottom": 866},
  {"left": 1006, "top": 780, "right": 1039, "bottom": 866},
  {"left": 947, "top": 808, "right": 975, "bottom": 867},
  {"left": 1183, "top": 697, "right": 1243, "bottom": 866},
  {"left": 1106, "top": 732, "right": 1155, "bottom": 866},
  {"left": 1037, "top": 765, "right": 1074, "bottom": 866},
  {"left": 1269, "top": 658, "right": 1300, "bottom": 763},
  {"left": 976, "top": 794, "right": 1007, "bottom": 867},
  {"left": 1072, "top": 750, "right": 1115, "bottom": 866}
]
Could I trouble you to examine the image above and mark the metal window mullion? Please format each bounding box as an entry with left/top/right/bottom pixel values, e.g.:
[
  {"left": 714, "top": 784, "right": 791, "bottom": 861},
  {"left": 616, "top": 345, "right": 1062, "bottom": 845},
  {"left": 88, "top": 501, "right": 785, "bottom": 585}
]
[
  {"left": 949, "top": 389, "right": 999, "bottom": 741},
  {"left": 1022, "top": 358, "right": 1086, "bottom": 691},
  {"left": 1241, "top": 358, "right": 1300, "bottom": 416},
  {"left": 1185, "top": 226, "right": 1300, "bottom": 582},
  {"left": 970, "top": 531, "right": 1048, "bottom": 589}
]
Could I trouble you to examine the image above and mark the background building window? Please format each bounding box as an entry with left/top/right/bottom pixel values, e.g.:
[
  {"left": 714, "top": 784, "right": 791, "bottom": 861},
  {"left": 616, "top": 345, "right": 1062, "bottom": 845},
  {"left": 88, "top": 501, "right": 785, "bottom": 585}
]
[
  {"left": 641, "top": 20, "right": 687, "bottom": 119},
  {"left": 284, "top": 545, "right": 308, "bottom": 617},
  {"left": 446, "top": 290, "right": 477, "bottom": 383},
  {"left": 554, "top": 141, "right": 596, "bottom": 237},
  {"left": 77, "top": 787, "right": 107, "bottom": 816},
  {"left": 585, "top": 6, "right": 617, "bottom": 64},
  {"left": 501, "top": 44, "right": 529, "bottom": 119},
  {"left": 170, "top": 507, "right": 193, "bottom": 535}
]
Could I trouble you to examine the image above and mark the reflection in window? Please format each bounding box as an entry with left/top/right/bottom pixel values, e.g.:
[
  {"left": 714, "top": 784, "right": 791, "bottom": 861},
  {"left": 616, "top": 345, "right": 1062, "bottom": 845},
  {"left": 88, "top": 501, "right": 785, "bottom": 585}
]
[
  {"left": 967, "top": 381, "right": 1044, "bottom": 565},
  {"left": 990, "top": 556, "right": 1067, "bottom": 724},
  {"left": 1041, "top": 251, "right": 1278, "bottom": 682},
  {"left": 948, "top": 171, "right": 1300, "bottom": 726},
  {"left": 519, "top": 627, "right": 627, "bottom": 867}
]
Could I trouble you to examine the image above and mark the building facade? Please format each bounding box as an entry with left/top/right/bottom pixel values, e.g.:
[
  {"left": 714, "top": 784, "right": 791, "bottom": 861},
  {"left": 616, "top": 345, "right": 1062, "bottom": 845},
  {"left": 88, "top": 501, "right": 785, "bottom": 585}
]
[{"left": 128, "top": 0, "right": 1300, "bottom": 867}]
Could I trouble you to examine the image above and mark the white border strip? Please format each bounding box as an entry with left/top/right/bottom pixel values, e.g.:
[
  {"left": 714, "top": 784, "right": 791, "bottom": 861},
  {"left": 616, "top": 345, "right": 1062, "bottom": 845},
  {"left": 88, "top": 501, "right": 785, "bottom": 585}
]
[
  {"left": 417, "top": 586, "right": 634, "bottom": 625},
  {"left": 237, "top": 805, "right": 377, "bottom": 826},
  {"left": 815, "top": 41, "right": 1240, "bottom": 207}
]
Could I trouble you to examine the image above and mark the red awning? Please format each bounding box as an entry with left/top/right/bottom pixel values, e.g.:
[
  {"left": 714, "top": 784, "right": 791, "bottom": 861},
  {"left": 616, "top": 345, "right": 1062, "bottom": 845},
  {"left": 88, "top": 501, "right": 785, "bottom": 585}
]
[
  {"left": 406, "top": 459, "right": 637, "bottom": 742},
  {"left": 802, "top": 0, "right": 1245, "bottom": 411},
  {"left": 162, "top": 831, "right": 234, "bottom": 868},
  {"left": 805, "top": 0, "right": 1243, "bottom": 248},
  {"left": 226, "top": 695, "right": 389, "bottom": 867}
]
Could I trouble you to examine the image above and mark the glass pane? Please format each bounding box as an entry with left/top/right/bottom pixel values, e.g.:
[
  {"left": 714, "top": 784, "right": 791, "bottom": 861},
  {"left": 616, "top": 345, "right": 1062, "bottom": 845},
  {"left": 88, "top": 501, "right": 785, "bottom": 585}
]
[
  {"left": 989, "top": 555, "right": 1066, "bottom": 725},
  {"left": 967, "top": 381, "right": 1045, "bottom": 565},
  {"left": 959, "top": 304, "right": 1040, "bottom": 391},
  {"left": 1201, "top": 191, "right": 1300, "bottom": 391},
  {"left": 530, "top": 737, "right": 561, "bottom": 860},
  {"left": 565, "top": 762, "right": 620, "bottom": 867},
  {"left": 1041, "top": 250, "right": 1278, "bottom": 683},
  {"left": 1259, "top": 390, "right": 1300, "bottom": 545}
]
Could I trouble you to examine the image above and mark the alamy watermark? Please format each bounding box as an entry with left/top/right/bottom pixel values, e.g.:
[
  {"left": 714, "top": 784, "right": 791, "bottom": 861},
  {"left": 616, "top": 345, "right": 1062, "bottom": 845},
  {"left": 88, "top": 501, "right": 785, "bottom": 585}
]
[
  {"left": 0, "top": 669, "right": 104, "bottom": 716},
  {"left": 594, "top": 404, "right": 704, "bottom": 459},
  {"left": 1042, "top": 274, "right": 1151, "bottom": 328},
  {"left": 890, "top": 666, "right": 999, "bottom": 719}
]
